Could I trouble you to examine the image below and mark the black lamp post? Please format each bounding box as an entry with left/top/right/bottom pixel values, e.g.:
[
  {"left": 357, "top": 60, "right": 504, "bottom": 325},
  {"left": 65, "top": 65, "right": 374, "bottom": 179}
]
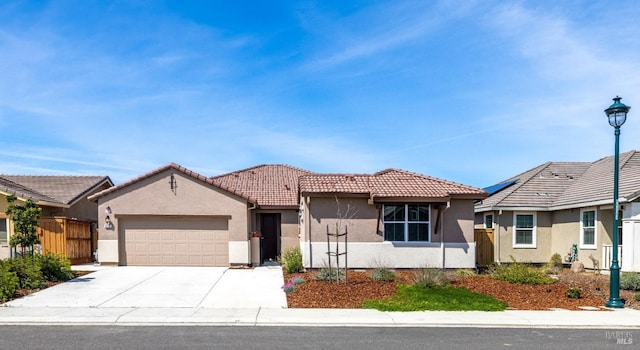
[{"left": 604, "top": 96, "right": 630, "bottom": 309}]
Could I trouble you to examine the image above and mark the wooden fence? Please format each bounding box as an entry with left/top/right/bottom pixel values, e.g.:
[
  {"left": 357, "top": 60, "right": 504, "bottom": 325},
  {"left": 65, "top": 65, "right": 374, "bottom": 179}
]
[
  {"left": 474, "top": 228, "right": 494, "bottom": 267},
  {"left": 38, "top": 218, "right": 95, "bottom": 264}
]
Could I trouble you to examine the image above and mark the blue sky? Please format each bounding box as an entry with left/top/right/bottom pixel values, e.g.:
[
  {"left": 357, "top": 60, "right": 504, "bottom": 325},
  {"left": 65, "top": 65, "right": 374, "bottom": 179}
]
[{"left": 1, "top": 1, "right": 639, "bottom": 188}]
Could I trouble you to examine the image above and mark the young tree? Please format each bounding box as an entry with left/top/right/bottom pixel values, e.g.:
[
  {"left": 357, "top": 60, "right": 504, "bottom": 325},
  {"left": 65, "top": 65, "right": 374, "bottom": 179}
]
[{"left": 5, "top": 194, "right": 42, "bottom": 255}]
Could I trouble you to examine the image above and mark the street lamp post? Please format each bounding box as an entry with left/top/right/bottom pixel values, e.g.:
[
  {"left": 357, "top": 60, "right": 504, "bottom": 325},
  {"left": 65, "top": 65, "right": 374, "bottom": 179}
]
[{"left": 604, "top": 96, "right": 630, "bottom": 309}]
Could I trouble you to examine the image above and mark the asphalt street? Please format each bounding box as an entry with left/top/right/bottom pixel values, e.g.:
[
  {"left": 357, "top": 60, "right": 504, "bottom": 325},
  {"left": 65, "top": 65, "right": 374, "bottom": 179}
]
[{"left": 0, "top": 326, "right": 634, "bottom": 350}]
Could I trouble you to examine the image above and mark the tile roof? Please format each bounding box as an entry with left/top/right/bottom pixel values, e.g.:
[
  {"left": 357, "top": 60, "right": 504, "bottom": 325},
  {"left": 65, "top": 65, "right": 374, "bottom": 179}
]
[
  {"left": 211, "top": 164, "right": 313, "bottom": 207},
  {"left": 88, "top": 163, "right": 259, "bottom": 203},
  {"left": 476, "top": 150, "right": 640, "bottom": 212},
  {"left": 0, "top": 175, "right": 112, "bottom": 206},
  {"left": 300, "top": 168, "right": 486, "bottom": 200}
]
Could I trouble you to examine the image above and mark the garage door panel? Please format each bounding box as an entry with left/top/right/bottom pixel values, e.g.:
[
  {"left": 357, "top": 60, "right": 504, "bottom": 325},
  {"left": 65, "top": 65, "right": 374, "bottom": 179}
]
[{"left": 121, "top": 217, "right": 229, "bottom": 267}]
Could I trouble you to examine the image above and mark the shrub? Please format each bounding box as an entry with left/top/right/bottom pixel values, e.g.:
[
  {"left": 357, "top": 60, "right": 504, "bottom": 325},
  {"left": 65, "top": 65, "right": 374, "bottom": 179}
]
[
  {"left": 38, "top": 252, "right": 74, "bottom": 282},
  {"left": 281, "top": 276, "right": 305, "bottom": 294},
  {"left": 620, "top": 272, "right": 640, "bottom": 291},
  {"left": 635, "top": 292, "right": 640, "bottom": 302},
  {"left": 316, "top": 268, "right": 344, "bottom": 281},
  {"left": 490, "top": 258, "right": 555, "bottom": 285},
  {"left": 566, "top": 287, "right": 582, "bottom": 299},
  {"left": 413, "top": 268, "right": 448, "bottom": 289},
  {"left": 290, "top": 275, "right": 305, "bottom": 285},
  {"left": 544, "top": 253, "right": 563, "bottom": 274},
  {"left": 0, "top": 260, "right": 19, "bottom": 302},
  {"left": 281, "top": 247, "right": 303, "bottom": 274},
  {"left": 371, "top": 268, "right": 396, "bottom": 282},
  {"left": 9, "top": 256, "right": 45, "bottom": 290}
]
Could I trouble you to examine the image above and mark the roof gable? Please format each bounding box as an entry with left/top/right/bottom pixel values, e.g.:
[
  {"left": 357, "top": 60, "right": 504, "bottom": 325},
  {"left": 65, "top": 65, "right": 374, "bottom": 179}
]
[
  {"left": 88, "top": 163, "right": 257, "bottom": 203},
  {"left": 1, "top": 175, "right": 112, "bottom": 206},
  {"left": 476, "top": 150, "right": 640, "bottom": 211}
]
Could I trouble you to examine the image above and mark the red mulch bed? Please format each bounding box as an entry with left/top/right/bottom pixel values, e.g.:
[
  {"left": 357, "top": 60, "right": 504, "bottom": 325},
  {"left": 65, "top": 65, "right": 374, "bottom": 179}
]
[{"left": 284, "top": 268, "right": 640, "bottom": 310}]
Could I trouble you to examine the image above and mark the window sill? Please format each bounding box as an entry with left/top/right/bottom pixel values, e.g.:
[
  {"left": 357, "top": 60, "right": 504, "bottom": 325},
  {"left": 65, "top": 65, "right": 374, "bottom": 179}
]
[
  {"left": 513, "top": 245, "right": 537, "bottom": 249},
  {"left": 579, "top": 246, "right": 597, "bottom": 250}
]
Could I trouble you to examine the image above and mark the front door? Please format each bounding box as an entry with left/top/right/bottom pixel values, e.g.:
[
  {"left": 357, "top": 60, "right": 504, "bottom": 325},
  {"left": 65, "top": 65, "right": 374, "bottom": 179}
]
[{"left": 260, "top": 213, "right": 280, "bottom": 261}]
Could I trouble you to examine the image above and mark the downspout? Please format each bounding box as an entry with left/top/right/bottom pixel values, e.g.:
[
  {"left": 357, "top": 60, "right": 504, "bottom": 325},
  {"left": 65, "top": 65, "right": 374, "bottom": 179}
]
[
  {"left": 248, "top": 202, "right": 257, "bottom": 266},
  {"left": 440, "top": 201, "right": 451, "bottom": 270},
  {"left": 306, "top": 196, "right": 312, "bottom": 269},
  {"left": 496, "top": 209, "right": 502, "bottom": 264}
]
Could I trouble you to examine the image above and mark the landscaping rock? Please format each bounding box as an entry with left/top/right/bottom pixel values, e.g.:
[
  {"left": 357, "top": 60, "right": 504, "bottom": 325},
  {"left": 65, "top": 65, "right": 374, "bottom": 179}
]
[{"left": 571, "top": 261, "right": 585, "bottom": 273}]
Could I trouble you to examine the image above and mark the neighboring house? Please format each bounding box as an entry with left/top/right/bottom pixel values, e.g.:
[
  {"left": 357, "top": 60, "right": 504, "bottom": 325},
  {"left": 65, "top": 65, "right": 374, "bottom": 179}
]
[
  {"left": 299, "top": 169, "right": 487, "bottom": 268},
  {"left": 0, "top": 175, "right": 113, "bottom": 262},
  {"left": 89, "top": 163, "right": 486, "bottom": 268},
  {"left": 474, "top": 150, "right": 640, "bottom": 272}
]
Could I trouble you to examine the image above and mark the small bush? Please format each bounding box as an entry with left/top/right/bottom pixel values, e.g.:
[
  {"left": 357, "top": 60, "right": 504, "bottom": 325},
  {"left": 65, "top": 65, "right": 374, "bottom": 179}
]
[
  {"left": 281, "top": 247, "right": 303, "bottom": 274},
  {"left": 490, "top": 258, "right": 555, "bottom": 285},
  {"left": 290, "top": 275, "right": 305, "bottom": 285},
  {"left": 566, "top": 287, "right": 582, "bottom": 299},
  {"left": 371, "top": 268, "right": 396, "bottom": 282},
  {"left": 413, "top": 268, "right": 448, "bottom": 289},
  {"left": 635, "top": 292, "right": 640, "bottom": 302},
  {"left": 316, "top": 268, "right": 345, "bottom": 281},
  {"left": 544, "top": 253, "right": 563, "bottom": 274},
  {"left": 38, "top": 252, "right": 74, "bottom": 282},
  {"left": 9, "top": 256, "right": 45, "bottom": 290},
  {"left": 281, "top": 276, "right": 304, "bottom": 294},
  {"left": 620, "top": 272, "right": 640, "bottom": 291},
  {"left": 0, "top": 260, "right": 19, "bottom": 302}
]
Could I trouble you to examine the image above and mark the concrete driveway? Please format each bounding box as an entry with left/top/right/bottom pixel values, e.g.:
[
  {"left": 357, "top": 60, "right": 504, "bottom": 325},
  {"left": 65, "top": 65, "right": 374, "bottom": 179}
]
[{"left": 5, "top": 266, "right": 287, "bottom": 309}]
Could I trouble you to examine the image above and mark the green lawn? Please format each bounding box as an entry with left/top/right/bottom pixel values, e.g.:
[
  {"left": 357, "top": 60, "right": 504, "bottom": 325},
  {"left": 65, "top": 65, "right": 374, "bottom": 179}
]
[{"left": 362, "top": 284, "right": 507, "bottom": 312}]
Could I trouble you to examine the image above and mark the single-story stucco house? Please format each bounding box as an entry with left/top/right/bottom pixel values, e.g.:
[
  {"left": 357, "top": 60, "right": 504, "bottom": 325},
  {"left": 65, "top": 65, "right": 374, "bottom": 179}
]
[
  {"left": 89, "top": 163, "right": 487, "bottom": 268},
  {"left": 1, "top": 175, "right": 113, "bottom": 262},
  {"left": 474, "top": 150, "right": 640, "bottom": 272}
]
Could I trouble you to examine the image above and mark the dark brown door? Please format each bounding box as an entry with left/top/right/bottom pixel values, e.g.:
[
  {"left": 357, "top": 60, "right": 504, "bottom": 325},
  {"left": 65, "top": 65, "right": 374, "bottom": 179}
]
[{"left": 260, "top": 213, "right": 280, "bottom": 261}]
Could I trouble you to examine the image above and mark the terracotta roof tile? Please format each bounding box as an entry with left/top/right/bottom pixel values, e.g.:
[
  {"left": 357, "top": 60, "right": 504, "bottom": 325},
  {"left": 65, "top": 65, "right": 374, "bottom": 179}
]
[
  {"left": 211, "top": 164, "right": 313, "bottom": 207},
  {"left": 300, "top": 168, "right": 486, "bottom": 200}
]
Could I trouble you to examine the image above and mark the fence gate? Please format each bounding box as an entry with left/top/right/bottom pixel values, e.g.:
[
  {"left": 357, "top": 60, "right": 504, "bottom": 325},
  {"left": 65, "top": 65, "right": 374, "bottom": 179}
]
[
  {"left": 474, "top": 228, "right": 494, "bottom": 267},
  {"left": 38, "top": 218, "right": 94, "bottom": 264}
]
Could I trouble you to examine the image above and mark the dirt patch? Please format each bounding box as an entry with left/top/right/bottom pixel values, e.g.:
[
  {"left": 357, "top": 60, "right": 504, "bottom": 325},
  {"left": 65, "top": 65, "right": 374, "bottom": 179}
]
[{"left": 285, "top": 268, "right": 640, "bottom": 310}]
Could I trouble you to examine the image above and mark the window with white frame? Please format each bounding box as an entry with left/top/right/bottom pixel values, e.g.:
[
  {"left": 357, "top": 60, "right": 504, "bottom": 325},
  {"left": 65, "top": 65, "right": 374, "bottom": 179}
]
[
  {"left": 580, "top": 209, "right": 596, "bottom": 249},
  {"left": 513, "top": 213, "right": 536, "bottom": 248},
  {"left": 484, "top": 214, "right": 494, "bottom": 229},
  {"left": 383, "top": 204, "right": 430, "bottom": 242},
  {"left": 0, "top": 218, "right": 7, "bottom": 245}
]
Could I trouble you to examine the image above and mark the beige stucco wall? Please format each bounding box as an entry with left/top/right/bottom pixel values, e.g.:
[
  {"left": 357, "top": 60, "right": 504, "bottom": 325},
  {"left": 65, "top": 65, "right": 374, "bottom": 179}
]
[
  {"left": 96, "top": 169, "right": 250, "bottom": 265},
  {"left": 493, "top": 210, "right": 552, "bottom": 263},
  {"left": 299, "top": 195, "right": 477, "bottom": 268},
  {"left": 305, "top": 196, "right": 380, "bottom": 243},
  {"left": 441, "top": 200, "right": 475, "bottom": 243}
]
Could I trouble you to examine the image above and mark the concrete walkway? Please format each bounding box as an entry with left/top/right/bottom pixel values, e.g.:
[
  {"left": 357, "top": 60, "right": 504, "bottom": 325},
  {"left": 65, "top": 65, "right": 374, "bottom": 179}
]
[
  {"left": 1, "top": 265, "right": 640, "bottom": 328},
  {"left": 0, "top": 307, "right": 639, "bottom": 328}
]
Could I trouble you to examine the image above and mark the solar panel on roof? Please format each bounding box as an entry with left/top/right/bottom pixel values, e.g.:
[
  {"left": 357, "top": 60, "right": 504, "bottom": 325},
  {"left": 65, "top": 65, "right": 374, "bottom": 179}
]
[{"left": 483, "top": 179, "right": 517, "bottom": 196}]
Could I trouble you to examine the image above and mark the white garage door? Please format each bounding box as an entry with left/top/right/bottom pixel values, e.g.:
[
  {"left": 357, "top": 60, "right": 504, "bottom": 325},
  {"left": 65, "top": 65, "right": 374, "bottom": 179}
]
[{"left": 121, "top": 216, "right": 229, "bottom": 266}]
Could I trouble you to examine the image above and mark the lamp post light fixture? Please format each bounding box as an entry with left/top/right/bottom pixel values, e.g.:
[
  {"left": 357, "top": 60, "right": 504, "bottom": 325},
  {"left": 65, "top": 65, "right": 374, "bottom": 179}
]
[{"left": 604, "top": 96, "right": 630, "bottom": 309}]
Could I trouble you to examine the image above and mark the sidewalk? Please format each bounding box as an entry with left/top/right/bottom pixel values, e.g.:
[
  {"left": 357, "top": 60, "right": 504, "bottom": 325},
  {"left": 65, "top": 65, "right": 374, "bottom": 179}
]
[{"left": 1, "top": 306, "right": 639, "bottom": 328}]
